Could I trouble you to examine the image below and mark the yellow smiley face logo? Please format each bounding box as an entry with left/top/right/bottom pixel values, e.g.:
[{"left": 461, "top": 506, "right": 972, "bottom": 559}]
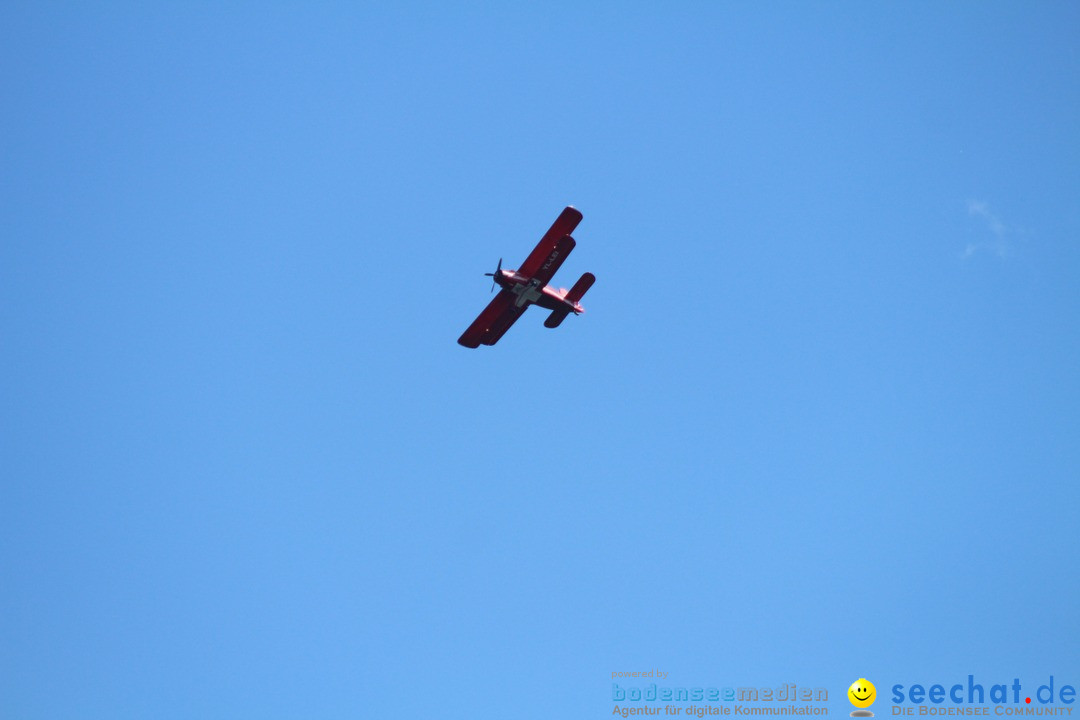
[{"left": 848, "top": 679, "right": 876, "bottom": 708}]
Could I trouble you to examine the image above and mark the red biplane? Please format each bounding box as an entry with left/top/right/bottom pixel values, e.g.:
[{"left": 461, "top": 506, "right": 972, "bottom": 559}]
[{"left": 458, "top": 206, "right": 595, "bottom": 348}]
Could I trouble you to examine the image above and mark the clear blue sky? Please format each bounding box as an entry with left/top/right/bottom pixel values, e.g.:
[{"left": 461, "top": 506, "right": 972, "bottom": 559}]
[{"left": 2, "top": 3, "right": 1078, "bottom": 718}]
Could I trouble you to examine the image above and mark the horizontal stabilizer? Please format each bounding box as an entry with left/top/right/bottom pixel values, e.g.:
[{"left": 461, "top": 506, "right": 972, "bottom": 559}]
[
  {"left": 565, "top": 272, "right": 595, "bottom": 304},
  {"left": 544, "top": 308, "right": 571, "bottom": 328}
]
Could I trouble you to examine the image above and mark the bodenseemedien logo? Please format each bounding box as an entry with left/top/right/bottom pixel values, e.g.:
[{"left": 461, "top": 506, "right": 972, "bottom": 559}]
[{"left": 849, "top": 678, "right": 876, "bottom": 717}]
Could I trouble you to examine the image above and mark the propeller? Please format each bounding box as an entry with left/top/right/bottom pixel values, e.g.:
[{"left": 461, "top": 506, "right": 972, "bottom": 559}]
[{"left": 483, "top": 258, "right": 503, "bottom": 293}]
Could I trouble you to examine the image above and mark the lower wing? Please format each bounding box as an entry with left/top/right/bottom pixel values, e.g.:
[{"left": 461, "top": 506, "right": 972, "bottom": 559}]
[
  {"left": 458, "top": 290, "right": 524, "bottom": 348},
  {"left": 480, "top": 303, "right": 527, "bottom": 346}
]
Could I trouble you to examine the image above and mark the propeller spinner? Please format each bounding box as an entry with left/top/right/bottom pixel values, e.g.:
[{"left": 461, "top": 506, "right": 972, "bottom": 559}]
[{"left": 483, "top": 258, "right": 503, "bottom": 293}]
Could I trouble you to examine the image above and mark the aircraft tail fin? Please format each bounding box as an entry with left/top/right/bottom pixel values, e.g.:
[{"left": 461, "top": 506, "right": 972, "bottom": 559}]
[
  {"left": 546, "top": 272, "right": 595, "bottom": 328},
  {"left": 565, "top": 272, "right": 595, "bottom": 304}
]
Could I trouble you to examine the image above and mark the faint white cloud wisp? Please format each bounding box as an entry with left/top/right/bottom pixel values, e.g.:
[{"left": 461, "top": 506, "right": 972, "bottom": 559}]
[{"left": 964, "top": 200, "right": 1010, "bottom": 259}]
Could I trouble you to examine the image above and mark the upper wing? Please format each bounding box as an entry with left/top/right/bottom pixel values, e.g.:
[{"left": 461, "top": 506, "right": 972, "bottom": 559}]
[
  {"left": 517, "top": 206, "right": 583, "bottom": 279},
  {"left": 458, "top": 290, "right": 522, "bottom": 348},
  {"left": 530, "top": 234, "right": 576, "bottom": 287}
]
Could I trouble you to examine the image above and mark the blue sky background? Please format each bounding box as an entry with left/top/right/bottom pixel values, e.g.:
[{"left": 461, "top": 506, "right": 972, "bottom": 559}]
[{"left": 2, "top": 3, "right": 1078, "bottom": 718}]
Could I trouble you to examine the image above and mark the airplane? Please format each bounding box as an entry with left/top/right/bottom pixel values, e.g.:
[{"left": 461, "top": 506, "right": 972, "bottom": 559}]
[{"left": 458, "top": 206, "right": 595, "bottom": 348}]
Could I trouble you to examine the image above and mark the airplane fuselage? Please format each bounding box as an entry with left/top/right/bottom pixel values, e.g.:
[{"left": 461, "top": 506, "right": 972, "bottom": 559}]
[{"left": 494, "top": 269, "right": 584, "bottom": 313}]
